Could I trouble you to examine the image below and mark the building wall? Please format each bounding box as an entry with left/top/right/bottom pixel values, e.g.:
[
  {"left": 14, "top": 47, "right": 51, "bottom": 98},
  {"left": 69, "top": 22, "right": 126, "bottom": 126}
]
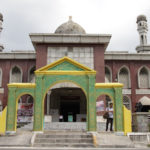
[
  {"left": 35, "top": 43, "right": 105, "bottom": 83},
  {"left": 0, "top": 59, "right": 35, "bottom": 107},
  {"left": 132, "top": 112, "right": 150, "bottom": 132},
  {"left": 47, "top": 46, "right": 94, "bottom": 69},
  {"left": 34, "top": 43, "right": 105, "bottom": 113},
  {"left": 1, "top": 48, "right": 150, "bottom": 113},
  {"left": 105, "top": 59, "right": 150, "bottom": 112}
]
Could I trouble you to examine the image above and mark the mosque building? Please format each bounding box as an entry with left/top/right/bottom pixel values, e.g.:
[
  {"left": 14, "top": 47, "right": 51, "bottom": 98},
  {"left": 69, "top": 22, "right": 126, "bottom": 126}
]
[{"left": 0, "top": 13, "right": 150, "bottom": 124}]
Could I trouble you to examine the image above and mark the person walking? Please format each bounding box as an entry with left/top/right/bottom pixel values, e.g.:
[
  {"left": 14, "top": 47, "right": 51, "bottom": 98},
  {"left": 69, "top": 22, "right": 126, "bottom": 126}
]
[{"left": 106, "top": 103, "right": 113, "bottom": 131}]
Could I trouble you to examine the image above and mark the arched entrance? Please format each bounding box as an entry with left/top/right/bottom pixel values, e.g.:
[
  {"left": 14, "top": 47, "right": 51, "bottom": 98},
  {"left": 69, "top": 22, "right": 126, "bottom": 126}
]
[
  {"left": 17, "top": 94, "right": 34, "bottom": 130},
  {"left": 45, "top": 85, "right": 87, "bottom": 123},
  {"left": 6, "top": 57, "right": 127, "bottom": 134},
  {"left": 96, "top": 94, "right": 114, "bottom": 131},
  {"left": 41, "top": 81, "right": 87, "bottom": 131},
  {"left": 6, "top": 83, "right": 35, "bottom": 133}
]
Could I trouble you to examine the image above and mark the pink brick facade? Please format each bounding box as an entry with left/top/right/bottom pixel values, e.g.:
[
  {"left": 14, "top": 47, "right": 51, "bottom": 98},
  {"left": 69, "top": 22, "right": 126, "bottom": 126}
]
[
  {"left": 0, "top": 14, "right": 150, "bottom": 115},
  {"left": 1, "top": 47, "right": 150, "bottom": 113},
  {"left": 0, "top": 59, "right": 35, "bottom": 107},
  {"left": 105, "top": 59, "right": 150, "bottom": 112}
]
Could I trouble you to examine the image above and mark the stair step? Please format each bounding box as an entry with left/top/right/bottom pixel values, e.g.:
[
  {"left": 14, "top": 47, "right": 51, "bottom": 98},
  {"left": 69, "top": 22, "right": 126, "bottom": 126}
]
[
  {"left": 36, "top": 134, "right": 92, "bottom": 138},
  {"left": 33, "top": 143, "right": 94, "bottom": 148},
  {"left": 33, "top": 131, "right": 94, "bottom": 148},
  {"left": 34, "top": 138, "right": 93, "bottom": 143},
  {"left": 43, "top": 131, "right": 89, "bottom": 134}
]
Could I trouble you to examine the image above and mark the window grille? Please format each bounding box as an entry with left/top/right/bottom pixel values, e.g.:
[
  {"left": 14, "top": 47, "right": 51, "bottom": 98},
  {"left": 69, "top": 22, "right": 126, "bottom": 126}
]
[
  {"left": 139, "top": 67, "right": 149, "bottom": 88},
  {"left": 123, "top": 96, "right": 131, "bottom": 110},
  {"left": 11, "top": 66, "right": 22, "bottom": 83},
  {"left": 119, "top": 68, "right": 129, "bottom": 88}
]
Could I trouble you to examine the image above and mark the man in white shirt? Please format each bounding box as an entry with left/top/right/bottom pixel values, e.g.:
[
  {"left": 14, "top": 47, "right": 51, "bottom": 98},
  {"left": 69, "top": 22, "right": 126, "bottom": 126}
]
[{"left": 106, "top": 103, "right": 113, "bottom": 131}]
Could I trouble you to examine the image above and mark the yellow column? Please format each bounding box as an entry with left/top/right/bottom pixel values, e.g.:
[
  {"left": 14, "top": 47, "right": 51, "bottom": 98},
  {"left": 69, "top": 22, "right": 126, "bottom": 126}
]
[
  {"left": 123, "top": 106, "right": 132, "bottom": 135},
  {"left": 0, "top": 107, "right": 7, "bottom": 135}
]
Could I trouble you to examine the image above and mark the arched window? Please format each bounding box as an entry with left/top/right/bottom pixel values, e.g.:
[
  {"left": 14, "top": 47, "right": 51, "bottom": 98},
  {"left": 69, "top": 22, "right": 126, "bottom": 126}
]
[
  {"left": 141, "top": 35, "right": 144, "bottom": 44},
  {"left": 138, "top": 67, "right": 149, "bottom": 88},
  {"left": 10, "top": 66, "right": 22, "bottom": 83},
  {"left": 105, "top": 66, "right": 112, "bottom": 83},
  {"left": 28, "top": 66, "right": 35, "bottom": 83},
  {"left": 0, "top": 68, "right": 2, "bottom": 87},
  {"left": 118, "top": 66, "right": 130, "bottom": 88},
  {"left": 123, "top": 95, "right": 131, "bottom": 110}
]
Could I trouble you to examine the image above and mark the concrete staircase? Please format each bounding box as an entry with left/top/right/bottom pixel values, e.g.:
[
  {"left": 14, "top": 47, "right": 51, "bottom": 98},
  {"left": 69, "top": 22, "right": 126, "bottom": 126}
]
[
  {"left": 20, "top": 122, "right": 106, "bottom": 131},
  {"left": 97, "top": 132, "right": 135, "bottom": 148},
  {"left": 33, "top": 131, "right": 94, "bottom": 148}
]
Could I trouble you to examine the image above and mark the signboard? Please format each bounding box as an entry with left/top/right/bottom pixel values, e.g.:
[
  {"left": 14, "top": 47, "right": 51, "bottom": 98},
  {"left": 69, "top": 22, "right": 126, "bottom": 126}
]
[
  {"left": 96, "top": 101, "right": 104, "bottom": 112},
  {"left": 17, "top": 103, "right": 33, "bottom": 123}
]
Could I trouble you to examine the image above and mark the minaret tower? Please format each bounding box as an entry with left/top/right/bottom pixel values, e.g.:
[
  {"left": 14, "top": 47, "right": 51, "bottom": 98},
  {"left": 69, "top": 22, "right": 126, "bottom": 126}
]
[
  {"left": 0, "top": 12, "right": 4, "bottom": 51},
  {"left": 136, "top": 15, "right": 150, "bottom": 53},
  {"left": 137, "top": 15, "right": 148, "bottom": 45}
]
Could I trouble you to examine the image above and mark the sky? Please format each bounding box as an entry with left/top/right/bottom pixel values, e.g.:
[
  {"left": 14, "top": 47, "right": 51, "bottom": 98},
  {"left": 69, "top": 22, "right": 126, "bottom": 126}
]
[{"left": 0, "top": 0, "right": 150, "bottom": 52}]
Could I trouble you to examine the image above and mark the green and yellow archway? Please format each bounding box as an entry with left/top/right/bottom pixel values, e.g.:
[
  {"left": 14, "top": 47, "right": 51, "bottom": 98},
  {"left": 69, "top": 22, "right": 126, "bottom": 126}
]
[{"left": 6, "top": 57, "right": 128, "bottom": 134}]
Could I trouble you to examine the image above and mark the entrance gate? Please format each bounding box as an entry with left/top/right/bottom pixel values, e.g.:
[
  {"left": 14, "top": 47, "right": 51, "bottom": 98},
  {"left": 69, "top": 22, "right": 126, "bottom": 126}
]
[{"left": 6, "top": 57, "right": 126, "bottom": 134}]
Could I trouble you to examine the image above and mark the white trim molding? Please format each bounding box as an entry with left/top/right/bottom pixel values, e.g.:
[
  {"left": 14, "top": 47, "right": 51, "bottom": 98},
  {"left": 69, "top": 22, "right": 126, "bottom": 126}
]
[
  {"left": 105, "top": 52, "right": 150, "bottom": 60},
  {"left": 0, "top": 51, "right": 35, "bottom": 59},
  {"left": 0, "top": 88, "right": 4, "bottom": 93},
  {"left": 30, "top": 33, "right": 111, "bottom": 50},
  {"left": 122, "top": 89, "right": 131, "bottom": 94},
  {"left": 136, "top": 89, "right": 150, "bottom": 94}
]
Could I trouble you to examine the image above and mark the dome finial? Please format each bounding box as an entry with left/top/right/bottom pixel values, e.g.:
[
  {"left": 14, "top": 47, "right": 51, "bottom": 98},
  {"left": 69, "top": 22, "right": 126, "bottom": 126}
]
[
  {"left": 55, "top": 16, "right": 86, "bottom": 34},
  {"left": 69, "top": 16, "right": 72, "bottom": 21}
]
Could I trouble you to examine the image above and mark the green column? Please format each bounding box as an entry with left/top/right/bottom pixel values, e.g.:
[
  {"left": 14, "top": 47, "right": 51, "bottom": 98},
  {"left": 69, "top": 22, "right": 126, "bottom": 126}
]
[
  {"left": 114, "top": 87, "right": 124, "bottom": 133},
  {"left": 87, "top": 75, "right": 96, "bottom": 131},
  {"left": 34, "top": 75, "right": 44, "bottom": 131},
  {"left": 6, "top": 87, "right": 17, "bottom": 132}
]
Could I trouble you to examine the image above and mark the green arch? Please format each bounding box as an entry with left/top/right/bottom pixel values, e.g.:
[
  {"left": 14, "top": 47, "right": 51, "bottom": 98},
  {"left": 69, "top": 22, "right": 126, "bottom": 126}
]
[
  {"left": 15, "top": 93, "right": 34, "bottom": 131},
  {"left": 6, "top": 84, "right": 35, "bottom": 132},
  {"left": 95, "top": 85, "right": 124, "bottom": 132},
  {"left": 43, "top": 79, "right": 88, "bottom": 99},
  {"left": 33, "top": 73, "right": 93, "bottom": 131},
  {"left": 39, "top": 80, "right": 88, "bottom": 130},
  {"left": 6, "top": 57, "right": 125, "bottom": 134},
  {"left": 95, "top": 89, "right": 116, "bottom": 131}
]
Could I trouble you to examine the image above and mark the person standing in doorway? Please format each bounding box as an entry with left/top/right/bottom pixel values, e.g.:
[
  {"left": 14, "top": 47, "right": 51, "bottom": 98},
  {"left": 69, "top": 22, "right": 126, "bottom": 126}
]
[{"left": 106, "top": 103, "right": 113, "bottom": 131}]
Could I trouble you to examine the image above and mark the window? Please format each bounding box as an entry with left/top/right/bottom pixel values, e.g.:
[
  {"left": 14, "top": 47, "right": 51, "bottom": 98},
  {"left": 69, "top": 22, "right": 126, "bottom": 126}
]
[
  {"left": 139, "top": 67, "right": 149, "bottom": 88},
  {"left": 123, "top": 96, "right": 131, "bottom": 110},
  {"left": 28, "top": 66, "right": 35, "bottom": 83},
  {"left": 118, "top": 67, "right": 130, "bottom": 88},
  {"left": 105, "top": 66, "right": 112, "bottom": 83},
  {"left": 141, "top": 35, "right": 144, "bottom": 45},
  {"left": 10, "top": 66, "right": 22, "bottom": 83}
]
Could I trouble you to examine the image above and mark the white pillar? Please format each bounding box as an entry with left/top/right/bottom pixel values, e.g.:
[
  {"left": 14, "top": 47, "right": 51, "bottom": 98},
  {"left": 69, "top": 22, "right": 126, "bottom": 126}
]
[{"left": 47, "top": 91, "right": 51, "bottom": 115}]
